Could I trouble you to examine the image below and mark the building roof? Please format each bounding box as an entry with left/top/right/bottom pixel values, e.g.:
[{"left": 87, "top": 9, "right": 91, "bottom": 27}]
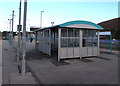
[
  {"left": 98, "top": 18, "right": 119, "bottom": 30},
  {"left": 35, "top": 20, "right": 104, "bottom": 31}
]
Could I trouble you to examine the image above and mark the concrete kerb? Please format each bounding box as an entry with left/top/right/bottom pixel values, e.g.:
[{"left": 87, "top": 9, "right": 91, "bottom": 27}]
[{"left": 26, "top": 62, "right": 43, "bottom": 85}]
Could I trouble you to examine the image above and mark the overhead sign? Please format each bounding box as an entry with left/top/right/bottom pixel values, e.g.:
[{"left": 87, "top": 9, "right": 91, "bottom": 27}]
[
  {"left": 17, "top": 25, "right": 22, "bottom": 31},
  {"left": 99, "top": 32, "right": 111, "bottom": 35}
]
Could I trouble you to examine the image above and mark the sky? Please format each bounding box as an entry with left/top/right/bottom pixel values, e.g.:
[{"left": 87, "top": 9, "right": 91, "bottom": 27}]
[{"left": 0, "top": 0, "right": 119, "bottom": 32}]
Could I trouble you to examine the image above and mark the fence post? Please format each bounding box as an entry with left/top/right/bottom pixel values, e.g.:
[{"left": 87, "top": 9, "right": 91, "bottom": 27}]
[{"left": 110, "top": 31, "right": 112, "bottom": 54}]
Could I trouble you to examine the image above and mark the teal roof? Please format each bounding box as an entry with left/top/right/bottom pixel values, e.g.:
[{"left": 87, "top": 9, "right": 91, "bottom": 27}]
[
  {"left": 59, "top": 20, "right": 104, "bottom": 30},
  {"left": 35, "top": 20, "right": 104, "bottom": 31}
]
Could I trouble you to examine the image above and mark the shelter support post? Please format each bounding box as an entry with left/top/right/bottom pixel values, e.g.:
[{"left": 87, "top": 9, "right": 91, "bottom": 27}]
[
  {"left": 35, "top": 31, "right": 37, "bottom": 49},
  {"left": 49, "top": 29, "right": 51, "bottom": 57},
  {"left": 79, "top": 30, "right": 82, "bottom": 59},
  {"left": 98, "top": 31, "right": 100, "bottom": 57},
  {"left": 58, "top": 28, "right": 61, "bottom": 62}
]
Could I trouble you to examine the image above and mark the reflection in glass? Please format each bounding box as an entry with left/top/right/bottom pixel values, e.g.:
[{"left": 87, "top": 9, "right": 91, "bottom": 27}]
[
  {"left": 74, "top": 29, "right": 79, "bottom": 37},
  {"left": 82, "top": 30, "right": 98, "bottom": 47},
  {"left": 61, "top": 29, "right": 67, "bottom": 37},
  {"left": 74, "top": 38, "right": 79, "bottom": 47},
  {"left": 68, "top": 29, "right": 73, "bottom": 37},
  {"left": 68, "top": 38, "right": 73, "bottom": 47},
  {"left": 61, "top": 38, "right": 67, "bottom": 47}
]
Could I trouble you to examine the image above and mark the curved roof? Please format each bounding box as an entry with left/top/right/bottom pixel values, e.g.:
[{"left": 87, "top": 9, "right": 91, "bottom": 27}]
[
  {"left": 35, "top": 20, "right": 104, "bottom": 31},
  {"left": 59, "top": 20, "right": 104, "bottom": 30}
]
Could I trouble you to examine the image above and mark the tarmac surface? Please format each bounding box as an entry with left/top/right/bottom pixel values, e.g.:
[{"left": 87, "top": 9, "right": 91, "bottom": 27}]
[
  {"left": 1, "top": 39, "right": 119, "bottom": 85},
  {"left": 25, "top": 41, "right": 119, "bottom": 84},
  {"left": 27, "top": 52, "right": 118, "bottom": 84},
  {"left": 2, "top": 40, "right": 38, "bottom": 85},
  {"left": 0, "top": 40, "right": 2, "bottom": 86}
]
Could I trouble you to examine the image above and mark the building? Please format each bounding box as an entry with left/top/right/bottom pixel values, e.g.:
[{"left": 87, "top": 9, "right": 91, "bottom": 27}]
[
  {"left": 98, "top": 18, "right": 120, "bottom": 40},
  {"left": 35, "top": 20, "right": 104, "bottom": 61}
]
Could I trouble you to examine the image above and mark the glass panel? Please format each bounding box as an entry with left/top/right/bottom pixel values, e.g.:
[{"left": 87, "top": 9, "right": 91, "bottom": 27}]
[
  {"left": 74, "top": 38, "right": 79, "bottom": 47},
  {"left": 93, "top": 38, "right": 98, "bottom": 46},
  {"left": 86, "top": 38, "right": 93, "bottom": 47},
  {"left": 82, "top": 30, "right": 98, "bottom": 47},
  {"left": 61, "top": 28, "right": 67, "bottom": 37},
  {"left": 82, "top": 38, "right": 86, "bottom": 47},
  {"left": 82, "top": 30, "right": 88, "bottom": 37},
  {"left": 44, "top": 30, "right": 49, "bottom": 45},
  {"left": 74, "top": 29, "right": 79, "bottom": 37},
  {"left": 39, "top": 31, "right": 43, "bottom": 44},
  {"left": 61, "top": 38, "right": 67, "bottom": 47},
  {"left": 37, "top": 32, "right": 39, "bottom": 43},
  {"left": 68, "top": 38, "right": 73, "bottom": 47},
  {"left": 82, "top": 30, "right": 87, "bottom": 47},
  {"left": 94, "top": 30, "right": 98, "bottom": 38},
  {"left": 68, "top": 29, "right": 73, "bottom": 37},
  {"left": 44, "top": 30, "right": 49, "bottom": 37}
]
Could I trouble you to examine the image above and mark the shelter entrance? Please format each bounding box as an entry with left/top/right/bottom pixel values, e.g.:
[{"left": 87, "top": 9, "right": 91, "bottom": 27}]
[{"left": 51, "top": 28, "right": 58, "bottom": 59}]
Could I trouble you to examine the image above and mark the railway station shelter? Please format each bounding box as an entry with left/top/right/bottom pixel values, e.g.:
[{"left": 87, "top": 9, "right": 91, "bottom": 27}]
[{"left": 35, "top": 20, "right": 104, "bottom": 61}]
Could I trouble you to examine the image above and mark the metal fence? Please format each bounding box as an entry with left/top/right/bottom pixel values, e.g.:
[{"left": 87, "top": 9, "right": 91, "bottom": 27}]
[{"left": 100, "top": 39, "right": 120, "bottom": 51}]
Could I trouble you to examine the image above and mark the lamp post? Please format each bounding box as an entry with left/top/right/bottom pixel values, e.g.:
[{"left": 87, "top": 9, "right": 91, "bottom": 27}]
[
  {"left": 8, "top": 19, "right": 12, "bottom": 40},
  {"left": 21, "top": 0, "right": 27, "bottom": 75},
  {"left": 51, "top": 22, "right": 54, "bottom": 26},
  {"left": 11, "top": 10, "right": 15, "bottom": 46},
  {"left": 40, "top": 11, "right": 44, "bottom": 29}
]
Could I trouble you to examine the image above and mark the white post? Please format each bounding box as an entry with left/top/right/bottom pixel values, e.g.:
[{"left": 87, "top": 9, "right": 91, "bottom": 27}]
[
  {"left": 58, "top": 28, "right": 61, "bottom": 62},
  {"left": 79, "top": 30, "right": 82, "bottom": 59},
  {"left": 21, "top": 0, "right": 27, "bottom": 75},
  {"left": 98, "top": 31, "right": 100, "bottom": 57},
  {"left": 49, "top": 29, "right": 51, "bottom": 57}
]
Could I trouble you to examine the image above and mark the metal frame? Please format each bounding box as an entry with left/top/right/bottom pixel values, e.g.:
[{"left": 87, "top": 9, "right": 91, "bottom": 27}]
[
  {"left": 59, "top": 28, "right": 99, "bottom": 61},
  {"left": 35, "top": 20, "right": 103, "bottom": 62}
]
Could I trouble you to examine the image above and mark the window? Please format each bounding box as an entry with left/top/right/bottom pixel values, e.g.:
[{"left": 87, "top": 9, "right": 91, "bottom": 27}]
[
  {"left": 61, "top": 38, "right": 67, "bottom": 47},
  {"left": 82, "top": 30, "right": 98, "bottom": 47},
  {"left": 74, "top": 29, "right": 79, "bottom": 37},
  {"left": 68, "top": 38, "right": 73, "bottom": 47},
  {"left": 61, "top": 28, "right": 80, "bottom": 48},
  {"left": 61, "top": 29, "right": 67, "bottom": 37},
  {"left": 68, "top": 29, "right": 73, "bottom": 37},
  {"left": 82, "top": 30, "right": 88, "bottom": 37},
  {"left": 82, "top": 30, "right": 87, "bottom": 47},
  {"left": 74, "top": 38, "right": 79, "bottom": 47},
  {"left": 44, "top": 30, "right": 49, "bottom": 45}
]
